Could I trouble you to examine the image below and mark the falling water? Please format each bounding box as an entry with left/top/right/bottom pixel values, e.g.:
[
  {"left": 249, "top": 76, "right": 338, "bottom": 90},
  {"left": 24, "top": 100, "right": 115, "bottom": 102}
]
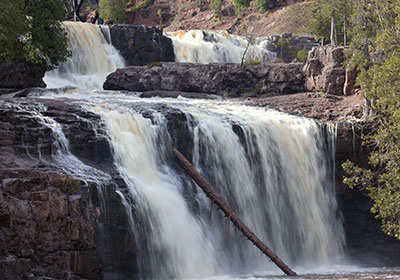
[
  {"left": 166, "top": 30, "right": 276, "bottom": 64},
  {"left": 26, "top": 21, "right": 345, "bottom": 279},
  {"left": 77, "top": 97, "right": 344, "bottom": 279},
  {"left": 44, "top": 22, "right": 124, "bottom": 89}
]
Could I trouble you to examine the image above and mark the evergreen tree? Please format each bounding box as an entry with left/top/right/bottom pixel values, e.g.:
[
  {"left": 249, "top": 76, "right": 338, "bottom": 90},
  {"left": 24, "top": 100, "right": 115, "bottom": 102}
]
[
  {"left": 343, "top": 0, "right": 400, "bottom": 240},
  {"left": 99, "top": 0, "right": 126, "bottom": 24},
  {"left": 0, "top": 0, "right": 70, "bottom": 70}
]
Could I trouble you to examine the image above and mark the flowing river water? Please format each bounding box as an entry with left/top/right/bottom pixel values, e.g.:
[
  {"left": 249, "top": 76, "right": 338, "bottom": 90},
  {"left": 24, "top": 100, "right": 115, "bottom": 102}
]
[{"left": 8, "top": 22, "right": 399, "bottom": 279}]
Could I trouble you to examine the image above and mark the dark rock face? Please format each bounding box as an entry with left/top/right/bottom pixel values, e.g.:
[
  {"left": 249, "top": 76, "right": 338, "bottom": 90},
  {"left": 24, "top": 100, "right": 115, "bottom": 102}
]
[
  {"left": 0, "top": 62, "right": 46, "bottom": 90},
  {"left": 303, "top": 45, "right": 346, "bottom": 95},
  {"left": 109, "top": 24, "right": 175, "bottom": 66},
  {"left": 0, "top": 99, "right": 138, "bottom": 279},
  {"left": 104, "top": 62, "right": 305, "bottom": 96},
  {"left": 267, "top": 34, "right": 319, "bottom": 63}
]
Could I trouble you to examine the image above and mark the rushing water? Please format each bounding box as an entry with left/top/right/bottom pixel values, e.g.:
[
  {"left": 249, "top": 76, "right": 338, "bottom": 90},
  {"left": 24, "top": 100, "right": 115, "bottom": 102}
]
[
  {"left": 44, "top": 22, "right": 124, "bottom": 89},
  {"left": 166, "top": 30, "right": 276, "bottom": 64},
  {"left": 10, "top": 22, "right": 397, "bottom": 279}
]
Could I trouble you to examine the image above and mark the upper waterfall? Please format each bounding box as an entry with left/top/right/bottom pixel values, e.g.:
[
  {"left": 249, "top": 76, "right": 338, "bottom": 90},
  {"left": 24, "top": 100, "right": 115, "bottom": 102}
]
[
  {"left": 44, "top": 22, "right": 124, "bottom": 89},
  {"left": 166, "top": 30, "right": 276, "bottom": 64}
]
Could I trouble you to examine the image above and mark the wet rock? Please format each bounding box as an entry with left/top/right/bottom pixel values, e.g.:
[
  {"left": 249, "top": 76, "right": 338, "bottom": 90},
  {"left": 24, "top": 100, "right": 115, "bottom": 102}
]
[
  {"left": 0, "top": 98, "right": 137, "bottom": 279},
  {"left": 109, "top": 24, "right": 175, "bottom": 66},
  {"left": 104, "top": 62, "right": 305, "bottom": 96},
  {"left": 0, "top": 62, "right": 46, "bottom": 89},
  {"left": 303, "top": 45, "right": 347, "bottom": 95}
]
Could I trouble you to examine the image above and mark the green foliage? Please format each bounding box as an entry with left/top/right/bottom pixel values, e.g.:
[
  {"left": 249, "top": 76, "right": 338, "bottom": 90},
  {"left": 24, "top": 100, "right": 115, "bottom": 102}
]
[
  {"left": 232, "top": 0, "right": 251, "bottom": 15},
  {"left": 99, "top": 0, "right": 126, "bottom": 23},
  {"left": 210, "top": 0, "right": 223, "bottom": 16},
  {"left": 147, "top": 61, "right": 162, "bottom": 68},
  {"left": 0, "top": 0, "right": 70, "bottom": 69},
  {"left": 256, "top": 0, "right": 270, "bottom": 9},
  {"left": 343, "top": 0, "right": 400, "bottom": 240},
  {"left": 129, "top": 0, "right": 153, "bottom": 13},
  {"left": 309, "top": 0, "right": 353, "bottom": 45},
  {"left": 245, "top": 59, "right": 261, "bottom": 66},
  {"left": 296, "top": 49, "right": 308, "bottom": 62},
  {"left": 53, "top": 175, "right": 80, "bottom": 194}
]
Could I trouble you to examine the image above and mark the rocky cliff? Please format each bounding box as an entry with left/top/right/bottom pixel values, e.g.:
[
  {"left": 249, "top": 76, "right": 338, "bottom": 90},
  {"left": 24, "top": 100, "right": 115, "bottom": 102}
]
[
  {"left": 0, "top": 63, "right": 46, "bottom": 93},
  {"left": 0, "top": 98, "right": 137, "bottom": 279},
  {"left": 103, "top": 62, "right": 304, "bottom": 96},
  {"left": 109, "top": 24, "right": 175, "bottom": 66}
]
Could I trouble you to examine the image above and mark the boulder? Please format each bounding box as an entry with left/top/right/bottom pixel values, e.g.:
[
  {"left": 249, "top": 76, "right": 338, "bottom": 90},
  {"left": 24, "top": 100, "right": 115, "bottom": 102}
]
[
  {"left": 303, "top": 45, "right": 347, "bottom": 95},
  {"left": 0, "top": 62, "right": 46, "bottom": 90},
  {"left": 103, "top": 62, "right": 305, "bottom": 96},
  {"left": 109, "top": 25, "right": 175, "bottom": 66}
]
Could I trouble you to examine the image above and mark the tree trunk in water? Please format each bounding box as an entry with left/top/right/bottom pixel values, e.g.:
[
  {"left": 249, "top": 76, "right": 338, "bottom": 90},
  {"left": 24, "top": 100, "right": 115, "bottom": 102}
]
[{"left": 173, "top": 147, "right": 297, "bottom": 277}]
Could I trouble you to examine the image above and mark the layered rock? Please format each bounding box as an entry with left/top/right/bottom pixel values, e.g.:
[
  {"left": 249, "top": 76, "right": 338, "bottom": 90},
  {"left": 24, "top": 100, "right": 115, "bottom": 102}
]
[
  {"left": 103, "top": 62, "right": 304, "bottom": 96},
  {"left": 0, "top": 62, "right": 46, "bottom": 91},
  {"left": 303, "top": 45, "right": 347, "bottom": 95},
  {"left": 109, "top": 25, "right": 175, "bottom": 66},
  {"left": 0, "top": 99, "right": 138, "bottom": 279}
]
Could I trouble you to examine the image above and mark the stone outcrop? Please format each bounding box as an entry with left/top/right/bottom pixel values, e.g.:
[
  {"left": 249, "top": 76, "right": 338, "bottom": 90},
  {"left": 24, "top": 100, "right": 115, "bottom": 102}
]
[
  {"left": 266, "top": 33, "right": 319, "bottom": 63},
  {"left": 0, "top": 62, "right": 46, "bottom": 90},
  {"left": 103, "top": 62, "right": 304, "bottom": 96},
  {"left": 303, "top": 45, "right": 347, "bottom": 95},
  {"left": 109, "top": 25, "right": 175, "bottom": 66}
]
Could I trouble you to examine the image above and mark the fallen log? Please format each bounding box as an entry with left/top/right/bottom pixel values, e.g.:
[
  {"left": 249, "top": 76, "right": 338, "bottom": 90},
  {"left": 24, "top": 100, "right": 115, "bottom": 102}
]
[{"left": 173, "top": 147, "right": 297, "bottom": 276}]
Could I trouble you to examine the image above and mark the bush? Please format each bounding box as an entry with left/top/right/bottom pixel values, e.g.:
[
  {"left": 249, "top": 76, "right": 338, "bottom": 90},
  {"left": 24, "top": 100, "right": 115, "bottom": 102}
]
[
  {"left": 245, "top": 60, "right": 262, "bottom": 66},
  {"left": 147, "top": 61, "right": 163, "bottom": 68},
  {"left": 210, "top": 0, "right": 223, "bottom": 16},
  {"left": 99, "top": 0, "right": 126, "bottom": 23},
  {"left": 297, "top": 49, "right": 309, "bottom": 62}
]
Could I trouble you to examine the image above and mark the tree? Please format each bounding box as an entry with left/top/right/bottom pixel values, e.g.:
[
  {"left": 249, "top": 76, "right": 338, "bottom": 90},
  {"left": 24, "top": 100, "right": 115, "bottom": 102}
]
[
  {"left": 343, "top": 0, "right": 400, "bottom": 240},
  {"left": 309, "top": 0, "right": 353, "bottom": 45},
  {"left": 210, "top": 0, "right": 223, "bottom": 17},
  {"left": 0, "top": 0, "right": 70, "bottom": 70},
  {"left": 99, "top": 0, "right": 126, "bottom": 23}
]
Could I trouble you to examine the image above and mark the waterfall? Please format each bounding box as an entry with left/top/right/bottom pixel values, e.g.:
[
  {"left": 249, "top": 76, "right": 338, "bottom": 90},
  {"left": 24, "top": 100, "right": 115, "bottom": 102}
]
[
  {"left": 166, "top": 30, "right": 276, "bottom": 64},
  {"left": 44, "top": 22, "right": 124, "bottom": 89},
  {"left": 82, "top": 97, "right": 345, "bottom": 279}
]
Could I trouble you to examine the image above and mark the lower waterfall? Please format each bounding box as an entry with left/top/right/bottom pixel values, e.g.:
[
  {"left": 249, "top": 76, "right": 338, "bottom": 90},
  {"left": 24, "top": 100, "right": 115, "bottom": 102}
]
[{"left": 82, "top": 97, "right": 344, "bottom": 279}]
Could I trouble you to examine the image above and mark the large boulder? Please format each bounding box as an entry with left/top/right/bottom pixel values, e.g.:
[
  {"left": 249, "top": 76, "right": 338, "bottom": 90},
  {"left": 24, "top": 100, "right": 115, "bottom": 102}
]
[
  {"left": 103, "top": 62, "right": 304, "bottom": 96},
  {"left": 303, "top": 45, "right": 347, "bottom": 95},
  {"left": 109, "top": 25, "right": 175, "bottom": 66},
  {"left": 0, "top": 62, "right": 46, "bottom": 90}
]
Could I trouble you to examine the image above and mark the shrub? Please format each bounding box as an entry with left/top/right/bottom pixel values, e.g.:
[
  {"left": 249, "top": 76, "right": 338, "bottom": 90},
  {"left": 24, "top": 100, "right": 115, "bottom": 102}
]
[
  {"left": 147, "top": 61, "right": 163, "bottom": 68},
  {"left": 99, "top": 0, "right": 126, "bottom": 23},
  {"left": 297, "top": 49, "right": 309, "bottom": 62},
  {"left": 245, "top": 60, "right": 262, "bottom": 66}
]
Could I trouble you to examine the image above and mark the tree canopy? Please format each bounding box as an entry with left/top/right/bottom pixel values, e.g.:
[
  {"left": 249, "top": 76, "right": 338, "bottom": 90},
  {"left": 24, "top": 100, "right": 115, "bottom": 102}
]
[
  {"left": 342, "top": 0, "right": 400, "bottom": 240},
  {"left": 0, "top": 0, "right": 70, "bottom": 70}
]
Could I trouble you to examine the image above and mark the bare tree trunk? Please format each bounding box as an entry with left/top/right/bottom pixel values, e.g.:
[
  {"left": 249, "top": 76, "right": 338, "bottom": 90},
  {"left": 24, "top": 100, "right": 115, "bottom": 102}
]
[
  {"left": 173, "top": 147, "right": 297, "bottom": 277},
  {"left": 330, "top": 8, "right": 337, "bottom": 45},
  {"left": 343, "top": 15, "right": 347, "bottom": 46},
  {"left": 241, "top": 34, "right": 253, "bottom": 65}
]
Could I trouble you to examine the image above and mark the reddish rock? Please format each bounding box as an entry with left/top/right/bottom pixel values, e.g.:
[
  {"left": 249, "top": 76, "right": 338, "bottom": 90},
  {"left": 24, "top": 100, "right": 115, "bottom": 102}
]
[{"left": 303, "top": 45, "right": 347, "bottom": 95}]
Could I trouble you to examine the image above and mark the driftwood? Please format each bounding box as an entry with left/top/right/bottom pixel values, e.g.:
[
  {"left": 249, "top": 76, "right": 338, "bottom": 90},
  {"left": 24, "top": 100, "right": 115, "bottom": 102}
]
[{"left": 173, "top": 147, "right": 297, "bottom": 276}]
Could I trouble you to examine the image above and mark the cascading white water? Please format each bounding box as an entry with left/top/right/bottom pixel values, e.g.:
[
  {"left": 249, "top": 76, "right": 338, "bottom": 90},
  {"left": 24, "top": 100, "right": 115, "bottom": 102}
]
[
  {"left": 166, "top": 30, "right": 276, "bottom": 64},
  {"left": 80, "top": 97, "right": 345, "bottom": 279},
  {"left": 44, "top": 22, "right": 124, "bottom": 89}
]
